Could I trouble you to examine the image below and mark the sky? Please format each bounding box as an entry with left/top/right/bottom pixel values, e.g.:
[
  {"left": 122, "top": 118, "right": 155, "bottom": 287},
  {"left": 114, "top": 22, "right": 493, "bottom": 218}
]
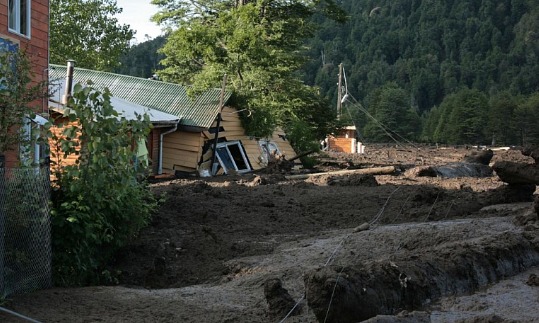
[{"left": 115, "top": 0, "right": 163, "bottom": 43}]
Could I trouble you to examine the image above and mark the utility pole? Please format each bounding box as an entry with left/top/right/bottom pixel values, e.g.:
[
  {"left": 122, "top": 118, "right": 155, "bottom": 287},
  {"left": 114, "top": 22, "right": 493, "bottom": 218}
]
[
  {"left": 337, "top": 63, "right": 343, "bottom": 119},
  {"left": 210, "top": 74, "right": 228, "bottom": 175}
]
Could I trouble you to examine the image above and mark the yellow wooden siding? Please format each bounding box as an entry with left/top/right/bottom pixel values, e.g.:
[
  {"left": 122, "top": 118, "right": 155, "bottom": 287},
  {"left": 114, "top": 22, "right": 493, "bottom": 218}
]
[
  {"left": 161, "top": 131, "right": 203, "bottom": 171},
  {"left": 160, "top": 106, "right": 298, "bottom": 173},
  {"left": 270, "top": 128, "right": 297, "bottom": 158},
  {"left": 208, "top": 107, "right": 297, "bottom": 170}
]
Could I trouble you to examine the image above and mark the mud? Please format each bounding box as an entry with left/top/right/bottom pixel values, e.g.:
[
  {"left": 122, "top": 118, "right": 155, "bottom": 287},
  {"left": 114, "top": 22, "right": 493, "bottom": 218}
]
[{"left": 1, "top": 145, "right": 538, "bottom": 323}]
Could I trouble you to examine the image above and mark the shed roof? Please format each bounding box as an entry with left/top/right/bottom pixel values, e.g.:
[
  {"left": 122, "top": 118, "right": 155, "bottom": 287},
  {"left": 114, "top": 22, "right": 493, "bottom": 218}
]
[
  {"left": 49, "top": 95, "right": 181, "bottom": 126},
  {"left": 49, "top": 64, "right": 231, "bottom": 129},
  {"left": 49, "top": 78, "right": 180, "bottom": 125}
]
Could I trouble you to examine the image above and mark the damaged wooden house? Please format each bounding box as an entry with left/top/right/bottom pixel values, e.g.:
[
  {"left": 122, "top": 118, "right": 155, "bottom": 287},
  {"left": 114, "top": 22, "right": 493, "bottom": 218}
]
[{"left": 48, "top": 63, "right": 296, "bottom": 176}]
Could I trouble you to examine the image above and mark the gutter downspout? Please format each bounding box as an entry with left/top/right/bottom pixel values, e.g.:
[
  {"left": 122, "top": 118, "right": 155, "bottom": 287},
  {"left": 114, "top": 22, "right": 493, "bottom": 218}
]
[{"left": 158, "top": 123, "right": 178, "bottom": 175}]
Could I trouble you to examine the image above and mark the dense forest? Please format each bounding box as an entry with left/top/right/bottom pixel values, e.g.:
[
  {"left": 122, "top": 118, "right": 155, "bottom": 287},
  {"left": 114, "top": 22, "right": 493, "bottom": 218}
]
[
  {"left": 114, "top": 36, "right": 166, "bottom": 79},
  {"left": 118, "top": 0, "right": 539, "bottom": 146}
]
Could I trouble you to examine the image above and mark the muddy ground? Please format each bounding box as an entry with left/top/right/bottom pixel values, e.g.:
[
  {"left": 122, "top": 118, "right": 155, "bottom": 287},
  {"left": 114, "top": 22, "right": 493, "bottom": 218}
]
[{"left": 1, "top": 145, "right": 539, "bottom": 322}]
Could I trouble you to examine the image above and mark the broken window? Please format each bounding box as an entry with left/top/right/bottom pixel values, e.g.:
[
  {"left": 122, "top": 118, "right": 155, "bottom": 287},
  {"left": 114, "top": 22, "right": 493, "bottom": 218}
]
[
  {"left": 258, "top": 139, "right": 281, "bottom": 165},
  {"left": 215, "top": 141, "right": 251, "bottom": 174}
]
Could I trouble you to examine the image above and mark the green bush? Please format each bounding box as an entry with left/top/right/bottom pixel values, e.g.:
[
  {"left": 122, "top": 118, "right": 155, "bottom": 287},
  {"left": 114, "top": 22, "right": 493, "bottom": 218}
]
[{"left": 50, "top": 84, "right": 157, "bottom": 286}]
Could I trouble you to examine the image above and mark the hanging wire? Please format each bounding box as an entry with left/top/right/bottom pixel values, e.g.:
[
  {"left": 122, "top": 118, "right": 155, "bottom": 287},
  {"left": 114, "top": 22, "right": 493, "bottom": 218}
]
[
  {"left": 0, "top": 307, "right": 42, "bottom": 323},
  {"left": 345, "top": 92, "right": 419, "bottom": 148},
  {"left": 279, "top": 187, "right": 401, "bottom": 322}
]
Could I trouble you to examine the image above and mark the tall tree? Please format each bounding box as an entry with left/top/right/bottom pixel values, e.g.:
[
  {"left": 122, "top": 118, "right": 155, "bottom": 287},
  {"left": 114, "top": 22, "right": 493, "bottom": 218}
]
[
  {"left": 514, "top": 93, "right": 539, "bottom": 146},
  {"left": 50, "top": 0, "right": 134, "bottom": 71},
  {"left": 115, "top": 36, "right": 167, "bottom": 78},
  {"left": 0, "top": 49, "right": 49, "bottom": 160},
  {"left": 487, "top": 91, "right": 519, "bottom": 145},
  {"left": 151, "top": 0, "right": 345, "bottom": 139},
  {"left": 363, "top": 82, "right": 420, "bottom": 143}
]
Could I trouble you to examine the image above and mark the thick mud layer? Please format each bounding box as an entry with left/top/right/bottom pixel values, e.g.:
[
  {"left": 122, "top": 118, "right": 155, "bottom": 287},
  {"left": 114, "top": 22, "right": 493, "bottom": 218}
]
[
  {"left": 304, "top": 229, "right": 539, "bottom": 322},
  {"left": 1, "top": 146, "right": 538, "bottom": 323}
]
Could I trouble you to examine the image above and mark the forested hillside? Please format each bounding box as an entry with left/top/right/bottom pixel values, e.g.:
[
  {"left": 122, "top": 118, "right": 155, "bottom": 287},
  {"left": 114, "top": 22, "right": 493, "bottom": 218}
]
[
  {"left": 302, "top": 0, "right": 539, "bottom": 145},
  {"left": 118, "top": 0, "right": 539, "bottom": 146},
  {"left": 304, "top": 0, "right": 537, "bottom": 109}
]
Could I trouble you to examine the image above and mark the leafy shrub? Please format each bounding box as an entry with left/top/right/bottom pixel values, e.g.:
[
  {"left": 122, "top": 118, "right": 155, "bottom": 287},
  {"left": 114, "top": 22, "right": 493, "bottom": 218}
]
[{"left": 49, "top": 84, "right": 157, "bottom": 286}]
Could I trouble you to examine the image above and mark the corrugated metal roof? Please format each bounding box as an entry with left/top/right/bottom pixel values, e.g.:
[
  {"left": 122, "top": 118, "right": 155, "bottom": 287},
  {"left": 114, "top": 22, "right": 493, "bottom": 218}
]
[
  {"left": 49, "top": 64, "right": 231, "bottom": 129},
  {"left": 49, "top": 79, "right": 180, "bottom": 125}
]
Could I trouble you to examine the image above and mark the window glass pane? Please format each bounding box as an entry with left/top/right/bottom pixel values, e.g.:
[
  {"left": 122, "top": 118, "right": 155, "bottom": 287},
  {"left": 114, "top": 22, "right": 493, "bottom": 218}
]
[
  {"left": 20, "top": 0, "right": 28, "bottom": 35},
  {"left": 8, "top": 0, "right": 16, "bottom": 29},
  {"left": 216, "top": 147, "right": 235, "bottom": 171},
  {"left": 227, "top": 144, "right": 248, "bottom": 170},
  {"left": 0, "top": 38, "right": 20, "bottom": 90}
]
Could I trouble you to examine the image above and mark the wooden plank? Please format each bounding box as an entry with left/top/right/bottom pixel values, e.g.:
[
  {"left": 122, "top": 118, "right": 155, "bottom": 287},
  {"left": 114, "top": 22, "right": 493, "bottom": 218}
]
[
  {"left": 285, "top": 166, "right": 396, "bottom": 180},
  {"left": 222, "top": 125, "right": 245, "bottom": 132},
  {"left": 221, "top": 131, "right": 246, "bottom": 137},
  {"left": 172, "top": 165, "right": 197, "bottom": 172},
  {"left": 163, "top": 141, "right": 201, "bottom": 153},
  {"left": 220, "top": 119, "right": 243, "bottom": 127},
  {"left": 166, "top": 132, "right": 202, "bottom": 146},
  {"left": 162, "top": 149, "right": 200, "bottom": 164},
  {"left": 165, "top": 136, "right": 202, "bottom": 147},
  {"left": 162, "top": 153, "right": 199, "bottom": 166}
]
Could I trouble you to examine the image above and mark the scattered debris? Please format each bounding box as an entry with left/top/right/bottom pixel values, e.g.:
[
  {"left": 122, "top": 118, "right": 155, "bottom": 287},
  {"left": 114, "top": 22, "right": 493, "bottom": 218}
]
[{"left": 406, "top": 162, "right": 492, "bottom": 178}]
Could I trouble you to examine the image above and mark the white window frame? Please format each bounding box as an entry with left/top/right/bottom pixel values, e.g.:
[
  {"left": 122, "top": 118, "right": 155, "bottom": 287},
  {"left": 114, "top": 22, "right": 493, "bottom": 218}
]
[
  {"left": 214, "top": 141, "right": 251, "bottom": 174},
  {"left": 8, "top": 0, "right": 31, "bottom": 38},
  {"left": 258, "top": 139, "right": 282, "bottom": 165},
  {"left": 20, "top": 115, "right": 49, "bottom": 168}
]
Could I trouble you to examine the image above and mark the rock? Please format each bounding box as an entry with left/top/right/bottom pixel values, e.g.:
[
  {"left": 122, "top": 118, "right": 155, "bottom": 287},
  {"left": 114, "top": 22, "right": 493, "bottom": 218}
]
[
  {"left": 353, "top": 222, "right": 370, "bottom": 232},
  {"left": 514, "top": 209, "right": 539, "bottom": 226},
  {"left": 521, "top": 146, "right": 539, "bottom": 164},
  {"left": 493, "top": 161, "right": 539, "bottom": 185},
  {"left": 463, "top": 149, "right": 494, "bottom": 165},
  {"left": 526, "top": 273, "right": 539, "bottom": 286},
  {"left": 264, "top": 278, "right": 301, "bottom": 319}
]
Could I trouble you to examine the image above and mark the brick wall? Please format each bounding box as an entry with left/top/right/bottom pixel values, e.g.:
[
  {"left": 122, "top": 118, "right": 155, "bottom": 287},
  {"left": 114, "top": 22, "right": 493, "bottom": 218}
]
[
  {"left": 1, "top": 0, "right": 49, "bottom": 167},
  {"left": 328, "top": 137, "right": 357, "bottom": 153}
]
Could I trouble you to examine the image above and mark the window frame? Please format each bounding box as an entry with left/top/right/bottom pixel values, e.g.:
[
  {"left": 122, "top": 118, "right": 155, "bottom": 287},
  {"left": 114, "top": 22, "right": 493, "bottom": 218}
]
[
  {"left": 258, "top": 139, "right": 282, "bottom": 165},
  {"left": 8, "top": 0, "right": 31, "bottom": 38},
  {"left": 214, "top": 141, "right": 252, "bottom": 174}
]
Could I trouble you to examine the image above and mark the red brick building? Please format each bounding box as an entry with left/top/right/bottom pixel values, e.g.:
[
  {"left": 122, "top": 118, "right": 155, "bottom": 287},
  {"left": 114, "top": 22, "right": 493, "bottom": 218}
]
[{"left": 0, "top": 0, "right": 49, "bottom": 167}]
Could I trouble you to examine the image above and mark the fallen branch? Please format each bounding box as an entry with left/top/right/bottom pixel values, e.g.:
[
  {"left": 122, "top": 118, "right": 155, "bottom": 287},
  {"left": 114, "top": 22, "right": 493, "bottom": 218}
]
[
  {"left": 288, "top": 150, "right": 316, "bottom": 162},
  {"left": 284, "top": 166, "right": 395, "bottom": 180}
]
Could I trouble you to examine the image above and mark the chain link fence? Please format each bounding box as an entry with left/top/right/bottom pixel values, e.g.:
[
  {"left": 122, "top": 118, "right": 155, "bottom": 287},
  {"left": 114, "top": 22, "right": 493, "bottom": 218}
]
[{"left": 0, "top": 166, "right": 51, "bottom": 297}]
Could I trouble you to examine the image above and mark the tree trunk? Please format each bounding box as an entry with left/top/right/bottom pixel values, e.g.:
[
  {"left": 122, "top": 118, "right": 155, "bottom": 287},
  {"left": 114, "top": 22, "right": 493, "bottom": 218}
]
[{"left": 284, "top": 166, "right": 395, "bottom": 180}]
